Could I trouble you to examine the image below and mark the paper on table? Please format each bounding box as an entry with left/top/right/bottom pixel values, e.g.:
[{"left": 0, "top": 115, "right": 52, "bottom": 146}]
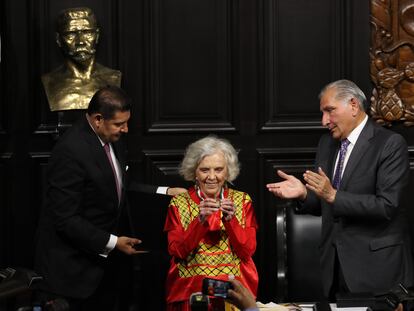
[
  {"left": 256, "top": 301, "right": 290, "bottom": 311},
  {"left": 330, "top": 303, "right": 369, "bottom": 311}
]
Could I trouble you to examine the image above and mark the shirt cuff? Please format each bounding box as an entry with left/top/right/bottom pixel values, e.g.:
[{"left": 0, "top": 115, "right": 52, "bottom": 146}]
[
  {"left": 99, "top": 234, "right": 118, "bottom": 258},
  {"left": 156, "top": 186, "right": 169, "bottom": 195}
]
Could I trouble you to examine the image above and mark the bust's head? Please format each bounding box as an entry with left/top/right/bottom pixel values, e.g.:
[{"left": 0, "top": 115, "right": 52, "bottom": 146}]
[{"left": 56, "top": 7, "right": 99, "bottom": 65}]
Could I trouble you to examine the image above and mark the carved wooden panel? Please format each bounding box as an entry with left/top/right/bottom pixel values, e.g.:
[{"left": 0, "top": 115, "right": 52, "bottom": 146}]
[
  {"left": 370, "top": 0, "right": 414, "bottom": 126},
  {"left": 145, "top": 0, "right": 237, "bottom": 133}
]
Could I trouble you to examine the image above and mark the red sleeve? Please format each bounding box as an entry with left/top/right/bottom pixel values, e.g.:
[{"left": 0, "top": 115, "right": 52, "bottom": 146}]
[
  {"left": 164, "top": 203, "right": 210, "bottom": 259},
  {"left": 223, "top": 198, "right": 257, "bottom": 261}
]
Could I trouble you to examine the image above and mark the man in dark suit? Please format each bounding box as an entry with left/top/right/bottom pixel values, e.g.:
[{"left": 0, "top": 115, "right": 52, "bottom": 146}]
[
  {"left": 35, "top": 86, "right": 143, "bottom": 310},
  {"left": 266, "top": 80, "right": 413, "bottom": 299}
]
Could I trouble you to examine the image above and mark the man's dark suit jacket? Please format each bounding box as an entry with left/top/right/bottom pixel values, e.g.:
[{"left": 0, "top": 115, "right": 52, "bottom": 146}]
[
  {"left": 34, "top": 116, "right": 155, "bottom": 299},
  {"left": 299, "top": 119, "right": 413, "bottom": 296}
]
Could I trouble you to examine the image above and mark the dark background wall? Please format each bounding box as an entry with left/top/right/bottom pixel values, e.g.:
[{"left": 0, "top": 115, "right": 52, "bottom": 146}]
[{"left": 1, "top": 0, "right": 412, "bottom": 309}]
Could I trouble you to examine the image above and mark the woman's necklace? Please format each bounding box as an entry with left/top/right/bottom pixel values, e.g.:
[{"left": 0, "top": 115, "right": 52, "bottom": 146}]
[{"left": 196, "top": 187, "right": 224, "bottom": 201}]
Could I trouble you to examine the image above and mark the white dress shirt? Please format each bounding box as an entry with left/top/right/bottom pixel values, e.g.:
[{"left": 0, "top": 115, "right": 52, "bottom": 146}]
[{"left": 332, "top": 115, "right": 368, "bottom": 179}]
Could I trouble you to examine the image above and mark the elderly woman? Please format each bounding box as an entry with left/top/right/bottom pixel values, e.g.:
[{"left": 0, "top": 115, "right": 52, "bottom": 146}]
[{"left": 164, "top": 136, "right": 258, "bottom": 310}]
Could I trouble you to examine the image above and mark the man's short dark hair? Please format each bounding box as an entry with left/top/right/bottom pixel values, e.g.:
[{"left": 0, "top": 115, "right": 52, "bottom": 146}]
[{"left": 87, "top": 85, "right": 131, "bottom": 119}]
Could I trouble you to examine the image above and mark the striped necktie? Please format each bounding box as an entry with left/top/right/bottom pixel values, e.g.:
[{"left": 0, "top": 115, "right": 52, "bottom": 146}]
[
  {"left": 103, "top": 143, "right": 121, "bottom": 201},
  {"left": 332, "top": 139, "right": 350, "bottom": 189}
]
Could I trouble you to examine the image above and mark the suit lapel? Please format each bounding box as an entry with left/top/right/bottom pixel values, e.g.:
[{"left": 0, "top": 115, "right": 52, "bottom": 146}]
[
  {"left": 112, "top": 139, "right": 127, "bottom": 200},
  {"left": 340, "top": 120, "right": 375, "bottom": 189},
  {"left": 318, "top": 135, "right": 338, "bottom": 179},
  {"left": 327, "top": 140, "right": 339, "bottom": 180},
  {"left": 113, "top": 140, "right": 126, "bottom": 174},
  {"left": 79, "top": 117, "right": 120, "bottom": 205}
]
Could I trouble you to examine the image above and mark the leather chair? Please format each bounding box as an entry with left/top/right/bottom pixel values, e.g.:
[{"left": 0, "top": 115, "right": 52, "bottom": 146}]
[{"left": 277, "top": 201, "right": 324, "bottom": 302}]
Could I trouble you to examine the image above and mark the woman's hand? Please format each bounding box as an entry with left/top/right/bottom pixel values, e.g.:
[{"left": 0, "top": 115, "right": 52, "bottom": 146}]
[
  {"left": 198, "top": 198, "right": 220, "bottom": 223},
  {"left": 220, "top": 198, "right": 235, "bottom": 222}
]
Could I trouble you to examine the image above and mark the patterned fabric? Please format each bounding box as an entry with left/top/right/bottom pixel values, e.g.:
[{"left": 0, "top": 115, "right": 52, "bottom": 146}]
[
  {"left": 175, "top": 189, "right": 245, "bottom": 278},
  {"left": 164, "top": 186, "right": 258, "bottom": 306},
  {"left": 174, "top": 190, "right": 246, "bottom": 229},
  {"left": 332, "top": 138, "right": 350, "bottom": 189}
]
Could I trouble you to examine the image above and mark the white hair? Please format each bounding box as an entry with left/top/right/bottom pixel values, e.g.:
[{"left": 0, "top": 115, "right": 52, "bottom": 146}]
[
  {"left": 319, "top": 79, "right": 367, "bottom": 110},
  {"left": 180, "top": 135, "right": 240, "bottom": 182}
]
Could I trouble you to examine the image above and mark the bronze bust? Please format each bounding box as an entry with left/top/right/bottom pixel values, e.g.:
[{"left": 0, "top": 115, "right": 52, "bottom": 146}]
[{"left": 42, "top": 7, "right": 121, "bottom": 111}]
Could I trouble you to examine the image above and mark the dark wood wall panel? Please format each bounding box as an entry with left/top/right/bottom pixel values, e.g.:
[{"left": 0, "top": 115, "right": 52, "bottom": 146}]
[
  {"left": 0, "top": 156, "right": 12, "bottom": 268},
  {"left": 257, "top": 148, "right": 316, "bottom": 301},
  {"left": 260, "top": 0, "right": 370, "bottom": 131},
  {"left": 141, "top": 150, "right": 187, "bottom": 186},
  {"left": 261, "top": 0, "right": 334, "bottom": 131},
  {"left": 146, "top": 0, "right": 237, "bottom": 132},
  {"left": 7, "top": 154, "right": 49, "bottom": 269},
  {"left": 0, "top": 69, "right": 5, "bottom": 135},
  {"left": 128, "top": 152, "right": 184, "bottom": 311},
  {"left": 28, "top": 153, "right": 50, "bottom": 215},
  {"left": 0, "top": 0, "right": 385, "bottom": 308},
  {"left": 0, "top": 1, "right": 4, "bottom": 135}
]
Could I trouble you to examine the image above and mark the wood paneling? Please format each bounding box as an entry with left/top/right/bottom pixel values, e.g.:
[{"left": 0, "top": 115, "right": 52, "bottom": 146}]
[
  {"left": 260, "top": 0, "right": 370, "bottom": 131},
  {"left": 260, "top": 0, "right": 334, "bottom": 131},
  {"left": 0, "top": 0, "right": 388, "bottom": 308},
  {"left": 257, "top": 147, "right": 316, "bottom": 301},
  {"left": 0, "top": 155, "right": 12, "bottom": 268},
  {"left": 128, "top": 152, "right": 184, "bottom": 311},
  {"left": 145, "top": 0, "right": 237, "bottom": 132},
  {"left": 0, "top": 1, "right": 4, "bottom": 135}
]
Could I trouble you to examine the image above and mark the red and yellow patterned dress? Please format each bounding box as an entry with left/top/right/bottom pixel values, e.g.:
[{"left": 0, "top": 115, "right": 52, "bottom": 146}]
[{"left": 164, "top": 186, "right": 258, "bottom": 310}]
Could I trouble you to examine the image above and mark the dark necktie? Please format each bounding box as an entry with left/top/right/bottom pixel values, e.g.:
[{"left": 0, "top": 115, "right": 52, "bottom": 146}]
[
  {"left": 103, "top": 143, "right": 121, "bottom": 201},
  {"left": 332, "top": 139, "right": 350, "bottom": 189}
]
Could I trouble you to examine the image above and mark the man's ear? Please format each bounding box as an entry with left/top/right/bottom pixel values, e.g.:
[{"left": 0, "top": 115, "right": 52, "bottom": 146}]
[
  {"left": 92, "top": 113, "right": 104, "bottom": 128},
  {"left": 349, "top": 97, "right": 360, "bottom": 114},
  {"left": 95, "top": 28, "right": 100, "bottom": 45}
]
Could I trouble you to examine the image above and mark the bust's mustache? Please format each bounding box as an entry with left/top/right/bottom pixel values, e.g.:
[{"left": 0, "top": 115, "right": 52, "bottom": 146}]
[{"left": 68, "top": 48, "right": 96, "bottom": 56}]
